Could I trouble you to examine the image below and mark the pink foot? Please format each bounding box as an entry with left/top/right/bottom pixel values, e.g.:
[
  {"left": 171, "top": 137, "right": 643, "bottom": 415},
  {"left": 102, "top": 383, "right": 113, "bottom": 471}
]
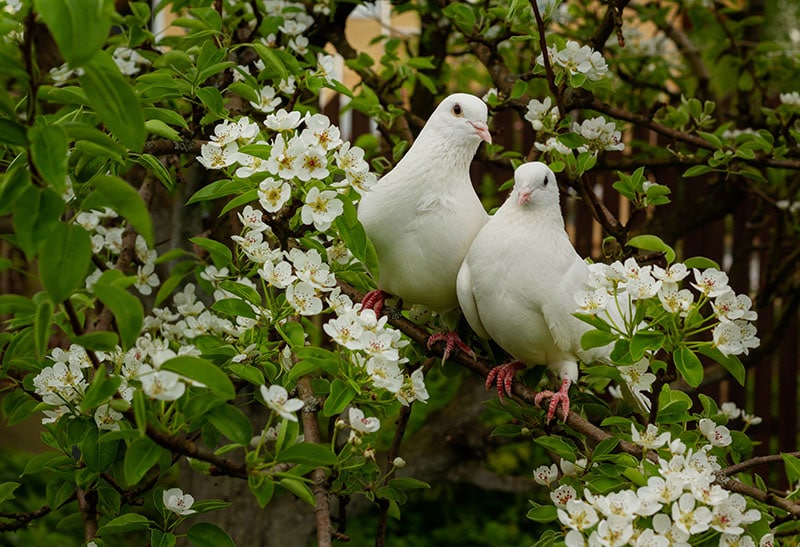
[
  {"left": 427, "top": 331, "right": 476, "bottom": 362},
  {"left": 486, "top": 362, "right": 525, "bottom": 402},
  {"left": 361, "top": 290, "right": 388, "bottom": 316},
  {"left": 534, "top": 377, "right": 571, "bottom": 423}
]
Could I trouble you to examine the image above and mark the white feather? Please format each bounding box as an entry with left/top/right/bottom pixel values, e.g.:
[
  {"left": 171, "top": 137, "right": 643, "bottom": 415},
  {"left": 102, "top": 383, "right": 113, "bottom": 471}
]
[{"left": 358, "top": 93, "right": 491, "bottom": 313}]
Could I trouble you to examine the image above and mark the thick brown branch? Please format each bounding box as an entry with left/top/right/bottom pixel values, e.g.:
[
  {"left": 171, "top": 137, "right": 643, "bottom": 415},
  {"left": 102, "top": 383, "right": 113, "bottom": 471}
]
[
  {"left": 76, "top": 488, "right": 98, "bottom": 542},
  {"left": 297, "top": 376, "right": 333, "bottom": 547}
]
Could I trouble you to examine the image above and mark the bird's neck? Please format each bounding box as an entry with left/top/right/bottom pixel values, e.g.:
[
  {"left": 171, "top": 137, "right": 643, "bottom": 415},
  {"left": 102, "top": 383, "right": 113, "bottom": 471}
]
[{"left": 395, "top": 131, "right": 477, "bottom": 184}]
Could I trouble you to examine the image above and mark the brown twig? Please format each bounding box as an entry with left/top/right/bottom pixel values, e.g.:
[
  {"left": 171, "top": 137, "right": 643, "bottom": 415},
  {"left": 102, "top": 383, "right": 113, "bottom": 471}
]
[
  {"left": 297, "top": 376, "right": 333, "bottom": 547},
  {"left": 722, "top": 452, "right": 800, "bottom": 478},
  {"left": 76, "top": 488, "right": 98, "bottom": 542},
  {"left": 0, "top": 505, "right": 52, "bottom": 532}
]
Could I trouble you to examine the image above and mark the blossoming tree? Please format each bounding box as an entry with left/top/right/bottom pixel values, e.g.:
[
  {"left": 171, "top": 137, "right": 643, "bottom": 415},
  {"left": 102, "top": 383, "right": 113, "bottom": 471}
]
[{"left": 0, "top": 0, "right": 798, "bottom": 545}]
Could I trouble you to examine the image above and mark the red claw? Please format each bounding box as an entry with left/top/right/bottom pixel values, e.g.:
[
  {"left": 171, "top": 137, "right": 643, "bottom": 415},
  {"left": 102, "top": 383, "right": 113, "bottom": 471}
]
[
  {"left": 534, "top": 377, "right": 571, "bottom": 423},
  {"left": 361, "top": 290, "right": 388, "bottom": 316},
  {"left": 427, "top": 331, "right": 476, "bottom": 362},
  {"left": 485, "top": 362, "right": 525, "bottom": 403}
]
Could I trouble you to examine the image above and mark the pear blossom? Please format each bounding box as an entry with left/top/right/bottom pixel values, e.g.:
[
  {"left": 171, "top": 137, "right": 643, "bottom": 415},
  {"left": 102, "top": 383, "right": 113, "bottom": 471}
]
[
  {"left": 396, "top": 368, "right": 429, "bottom": 405},
  {"left": 94, "top": 404, "right": 123, "bottom": 431},
  {"left": 334, "top": 142, "right": 369, "bottom": 172},
  {"left": 560, "top": 458, "right": 587, "bottom": 476},
  {"left": 285, "top": 281, "right": 323, "bottom": 316},
  {"left": 288, "top": 248, "right": 337, "bottom": 290},
  {"left": 672, "top": 493, "right": 712, "bottom": 535},
  {"left": 535, "top": 136, "right": 573, "bottom": 155},
  {"left": 652, "top": 513, "right": 690, "bottom": 546},
  {"left": 210, "top": 119, "right": 241, "bottom": 146},
  {"left": 632, "top": 528, "right": 669, "bottom": 547},
  {"left": 719, "top": 534, "right": 756, "bottom": 547},
  {"left": 301, "top": 114, "right": 343, "bottom": 151},
  {"left": 691, "top": 268, "right": 731, "bottom": 298},
  {"left": 780, "top": 91, "right": 800, "bottom": 106},
  {"left": 293, "top": 144, "right": 330, "bottom": 182},
  {"left": 533, "top": 463, "right": 559, "bottom": 486},
  {"left": 258, "top": 177, "right": 292, "bottom": 213},
  {"left": 631, "top": 423, "right": 670, "bottom": 450},
  {"left": 712, "top": 292, "right": 757, "bottom": 322},
  {"left": 258, "top": 260, "right": 295, "bottom": 288},
  {"left": 197, "top": 142, "right": 239, "bottom": 169},
  {"left": 551, "top": 484, "right": 578, "bottom": 508},
  {"left": 366, "top": 357, "right": 404, "bottom": 393},
  {"left": 721, "top": 402, "right": 741, "bottom": 419},
  {"left": 267, "top": 134, "right": 299, "bottom": 178},
  {"left": 348, "top": 407, "right": 380, "bottom": 434},
  {"left": 658, "top": 286, "right": 694, "bottom": 315},
  {"left": 592, "top": 515, "right": 634, "bottom": 546},
  {"left": 134, "top": 262, "right": 160, "bottom": 295},
  {"left": 637, "top": 476, "right": 683, "bottom": 507},
  {"left": 301, "top": 187, "right": 343, "bottom": 231},
  {"left": 558, "top": 499, "right": 599, "bottom": 531},
  {"left": 33, "top": 362, "right": 87, "bottom": 405},
  {"left": 265, "top": 109, "right": 302, "bottom": 131},
  {"left": 340, "top": 168, "right": 378, "bottom": 196},
  {"left": 525, "top": 97, "right": 558, "bottom": 131},
  {"left": 708, "top": 498, "right": 746, "bottom": 535},
  {"left": 698, "top": 418, "right": 732, "bottom": 447},
  {"left": 618, "top": 359, "right": 656, "bottom": 396},
  {"left": 235, "top": 150, "right": 270, "bottom": 179},
  {"left": 316, "top": 53, "right": 337, "bottom": 83},
  {"left": 162, "top": 487, "right": 196, "bottom": 516},
  {"left": 589, "top": 489, "right": 642, "bottom": 520},
  {"left": 573, "top": 117, "right": 625, "bottom": 153},
  {"left": 759, "top": 533, "right": 775, "bottom": 546},
  {"left": 139, "top": 367, "right": 186, "bottom": 400},
  {"left": 626, "top": 276, "right": 663, "bottom": 300},
  {"left": 713, "top": 320, "right": 759, "bottom": 356},
  {"left": 574, "top": 287, "right": 610, "bottom": 314},
  {"left": 324, "top": 311, "right": 365, "bottom": 350},
  {"left": 236, "top": 117, "right": 260, "bottom": 143},
  {"left": 741, "top": 412, "right": 762, "bottom": 426},
  {"left": 690, "top": 478, "right": 728, "bottom": 506},
  {"left": 260, "top": 384, "right": 304, "bottom": 422},
  {"left": 250, "top": 85, "right": 282, "bottom": 113}
]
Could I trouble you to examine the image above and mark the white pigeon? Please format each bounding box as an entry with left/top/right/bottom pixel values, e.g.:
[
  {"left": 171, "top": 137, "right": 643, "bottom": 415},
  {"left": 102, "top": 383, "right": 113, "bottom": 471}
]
[
  {"left": 358, "top": 93, "right": 491, "bottom": 359},
  {"left": 456, "top": 161, "right": 609, "bottom": 421}
]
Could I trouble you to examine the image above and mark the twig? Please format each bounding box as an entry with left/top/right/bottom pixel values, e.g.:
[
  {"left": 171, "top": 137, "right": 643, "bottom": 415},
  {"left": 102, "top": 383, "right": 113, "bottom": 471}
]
[
  {"left": 0, "top": 505, "right": 52, "bottom": 532},
  {"left": 297, "top": 376, "right": 333, "bottom": 547},
  {"left": 722, "top": 452, "right": 800, "bottom": 477},
  {"left": 76, "top": 487, "right": 98, "bottom": 542}
]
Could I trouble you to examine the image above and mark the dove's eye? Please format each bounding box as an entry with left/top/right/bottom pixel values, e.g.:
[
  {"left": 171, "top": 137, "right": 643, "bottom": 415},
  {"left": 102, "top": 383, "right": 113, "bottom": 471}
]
[{"left": 452, "top": 103, "right": 463, "bottom": 116}]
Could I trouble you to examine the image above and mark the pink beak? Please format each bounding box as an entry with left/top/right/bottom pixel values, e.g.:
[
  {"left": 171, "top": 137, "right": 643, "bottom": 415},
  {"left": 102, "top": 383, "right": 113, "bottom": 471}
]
[
  {"left": 469, "top": 121, "right": 492, "bottom": 144},
  {"left": 517, "top": 191, "right": 531, "bottom": 205}
]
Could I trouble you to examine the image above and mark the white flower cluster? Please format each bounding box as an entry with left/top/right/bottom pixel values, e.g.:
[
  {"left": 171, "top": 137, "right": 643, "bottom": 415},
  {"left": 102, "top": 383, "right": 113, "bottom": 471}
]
[
  {"left": 198, "top": 113, "right": 375, "bottom": 226},
  {"left": 75, "top": 207, "right": 161, "bottom": 296},
  {"left": 546, "top": 426, "right": 770, "bottom": 546},
  {"left": 112, "top": 46, "right": 150, "bottom": 76},
  {"left": 573, "top": 117, "right": 625, "bottom": 154},
  {"left": 525, "top": 97, "right": 560, "bottom": 131},
  {"left": 537, "top": 40, "right": 609, "bottom": 83},
  {"left": 779, "top": 91, "right": 800, "bottom": 107},
  {"left": 576, "top": 259, "right": 759, "bottom": 357},
  {"left": 324, "top": 297, "right": 429, "bottom": 407}
]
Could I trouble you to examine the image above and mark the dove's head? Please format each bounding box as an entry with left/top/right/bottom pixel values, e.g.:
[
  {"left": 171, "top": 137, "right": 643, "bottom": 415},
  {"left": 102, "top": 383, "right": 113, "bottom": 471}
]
[
  {"left": 512, "top": 162, "right": 558, "bottom": 207},
  {"left": 424, "top": 93, "right": 492, "bottom": 146}
]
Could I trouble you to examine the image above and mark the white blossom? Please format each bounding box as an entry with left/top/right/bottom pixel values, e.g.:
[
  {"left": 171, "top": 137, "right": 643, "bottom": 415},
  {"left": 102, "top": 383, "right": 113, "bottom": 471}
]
[
  {"left": 301, "top": 113, "right": 343, "bottom": 151},
  {"left": 721, "top": 401, "right": 741, "bottom": 420},
  {"left": 525, "top": 97, "right": 558, "bottom": 131},
  {"left": 301, "top": 187, "right": 343, "bottom": 231},
  {"left": 631, "top": 423, "right": 670, "bottom": 450},
  {"left": 260, "top": 384, "right": 304, "bottom": 422},
  {"left": 366, "top": 357, "right": 404, "bottom": 393},
  {"left": 551, "top": 484, "right": 578, "bottom": 508},
  {"left": 265, "top": 109, "right": 302, "bottom": 131},
  {"left": 162, "top": 487, "right": 196, "bottom": 516},
  {"left": 575, "top": 288, "right": 611, "bottom": 314},
  {"left": 573, "top": 117, "right": 624, "bottom": 153},
  {"left": 780, "top": 91, "right": 800, "bottom": 106},
  {"left": 94, "top": 403, "right": 123, "bottom": 431},
  {"left": 348, "top": 407, "right": 380, "bottom": 434},
  {"left": 712, "top": 292, "right": 757, "bottom": 322},
  {"left": 691, "top": 268, "right": 731, "bottom": 298},
  {"left": 285, "top": 281, "right": 323, "bottom": 315},
  {"left": 197, "top": 142, "right": 239, "bottom": 169},
  {"left": 250, "top": 85, "right": 282, "bottom": 113},
  {"left": 671, "top": 492, "right": 712, "bottom": 535},
  {"left": 558, "top": 499, "right": 599, "bottom": 531},
  {"left": 533, "top": 463, "right": 559, "bottom": 486},
  {"left": 698, "top": 418, "right": 732, "bottom": 447},
  {"left": 139, "top": 367, "right": 186, "bottom": 401}
]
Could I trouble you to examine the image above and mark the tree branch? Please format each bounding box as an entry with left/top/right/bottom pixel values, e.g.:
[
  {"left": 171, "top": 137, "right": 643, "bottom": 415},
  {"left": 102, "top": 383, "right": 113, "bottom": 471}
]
[{"left": 297, "top": 376, "right": 333, "bottom": 547}]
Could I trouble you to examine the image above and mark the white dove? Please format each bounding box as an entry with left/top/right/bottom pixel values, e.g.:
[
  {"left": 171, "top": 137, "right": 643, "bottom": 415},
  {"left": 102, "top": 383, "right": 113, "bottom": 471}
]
[
  {"left": 457, "top": 161, "right": 611, "bottom": 421},
  {"left": 358, "top": 93, "right": 492, "bottom": 359}
]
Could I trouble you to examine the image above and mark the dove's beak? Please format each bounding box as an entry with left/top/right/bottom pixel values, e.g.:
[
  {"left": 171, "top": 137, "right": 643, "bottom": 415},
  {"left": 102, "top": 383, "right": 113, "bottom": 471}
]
[
  {"left": 470, "top": 121, "right": 492, "bottom": 144},
  {"left": 517, "top": 191, "right": 531, "bottom": 205}
]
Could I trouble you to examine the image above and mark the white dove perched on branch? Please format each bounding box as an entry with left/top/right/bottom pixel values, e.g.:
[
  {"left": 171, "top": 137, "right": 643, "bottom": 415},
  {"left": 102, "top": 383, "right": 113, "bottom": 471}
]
[
  {"left": 358, "top": 93, "right": 492, "bottom": 359},
  {"left": 457, "top": 162, "right": 624, "bottom": 422}
]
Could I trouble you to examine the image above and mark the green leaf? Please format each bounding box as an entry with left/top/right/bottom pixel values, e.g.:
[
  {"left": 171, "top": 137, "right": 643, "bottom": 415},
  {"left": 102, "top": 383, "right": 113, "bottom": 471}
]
[
  {"left": 673, "top": 345, "right": 704, "bottom": 387},
  {"left": 34, "top": 0, "right": 113, "bottom": 66},
  {"left": 557, "top": 132, "right": 586, "bottom": 149},
  {"left": 334, "top": 199, "right": 379, "bottom": 278},
  {"left": 441, "top": 3, "right": 476, "bottom": 30},
  {"left": 696, "top": 346, "right": 745, "bottom": 385},
  {"left": 187, "top": 522, "right": 235, "bottom": 547},
  {"left": 683, "top": 256, "right": 721, "bottom": 270},
  {"left": 82, "top": 373, "right": 123, "bottom": 410},
  {"left": 206, "top": 404, "right": 253, "bottom": 445},
  {"left": 278, "top": 478, "right": 315, "bottom": 506},
  {"left": 189, "top": 237, "right": 232, "bottom": 269},
  {"left": 626, "top": 234, "right": 676, "bottom": 264},
  {"left": 92, "top": 277, "right": 144, "bottom": 350},
  {"left": 630, "top": 332, "right": 665, "bottom": 360},
  {"left": 581, "top": 329, "right": 618, "bottom": 351},
  {"left": 219, "top": 280, "right": 261, "bottom": 306},
  {"left": 276, "top": 442, "right": 338, "bottom": 466},
  {"left": 145, "top": 119, "right": 181, "bottom": 141},
  {"left": 80, "top": 51, "right": 146, "bottom": 151},
  {"left": 782, "top": 453, "right": 800, "bottom": 485},
  {"left": 322, "top": 379, "right": 356, "bottom": 417},
  {"left": 33, "top": 299, "right": 53, "bottom": 359},
  {"left": 0, "top": 482, "right": 20, "bottom": 504},
  {"left": 526, "top": 504, "right": 558, "bottom": 523},
  {"left": 228, "top": 363, "right": 264, "bottom": 386},
  {"left": 72, "top": 331, "right": 120, "bottom": 352},
  {"left": 15, "top": 186, "right": 65, "bottom": 258},
  {"left": 83, "top": 427, "right": 119, "bottom": 472},
  {"left": 39, "top": 223, "right": 92, "bottom": 303},
  {"left": 159, "top": 356, "right": 236, "bottom": 400},
  {"left": 533, "top": 436, "right": 576, "bottom": 461},
  {"left": 388, "top": 477, "right": 430, "bottom": 491},
  {"left": 682, "top": 164, "right": 713, "bottom": 178},
  {"left": 135, "top": 153, "right": 176, "bottom": 192},
  {"left": 124, "top": 437, "right": 162, "bottom": 486},
  {"left": 99, "top": 513, "right": 154, "bottom": 535},
  {"left": 211, "top": 298, "right": 257, "bottom": 319},
  {"left": 86, "top": 174, "right": 155, "bottom": 247},
  {"left": 29, "top": 124, "right": 68, "bottom": 192},
  {"left": 248, "top": 475, "right": 275, "bottom": 508},
  {"left": 0, "top": 118, "right": 27, "bottom": 147},
  {"left": 186, "top": 179, "right": 242, "bottom": 204}
]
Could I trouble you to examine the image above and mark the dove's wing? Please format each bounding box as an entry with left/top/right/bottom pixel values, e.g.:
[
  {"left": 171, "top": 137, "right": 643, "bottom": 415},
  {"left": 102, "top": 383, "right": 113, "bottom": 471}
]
[
  {"left": 456, "top": 259, "right": 490, "bottom": 339},
  {"left": 541, "top": 256, "right": 592, "bottom": 354}
]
